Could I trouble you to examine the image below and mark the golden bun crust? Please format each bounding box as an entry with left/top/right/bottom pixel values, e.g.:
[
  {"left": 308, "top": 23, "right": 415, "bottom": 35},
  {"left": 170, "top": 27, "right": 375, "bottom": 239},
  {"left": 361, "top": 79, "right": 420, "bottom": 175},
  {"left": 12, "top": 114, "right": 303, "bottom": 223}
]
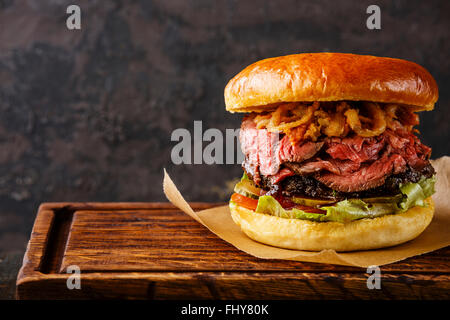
[
  {"left": 230, "top": 197, "right": 434, "bottom": 252},
  {"left": 225, "top": 53, "right": 438, "bottom": 112}
]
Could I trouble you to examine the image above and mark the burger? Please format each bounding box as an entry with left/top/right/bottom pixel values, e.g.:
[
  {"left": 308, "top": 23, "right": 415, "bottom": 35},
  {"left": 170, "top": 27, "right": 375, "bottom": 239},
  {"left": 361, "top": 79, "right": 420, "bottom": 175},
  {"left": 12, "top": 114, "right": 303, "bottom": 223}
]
[{"left": 225, "top": 53, "right": 438, "bottom": 251}]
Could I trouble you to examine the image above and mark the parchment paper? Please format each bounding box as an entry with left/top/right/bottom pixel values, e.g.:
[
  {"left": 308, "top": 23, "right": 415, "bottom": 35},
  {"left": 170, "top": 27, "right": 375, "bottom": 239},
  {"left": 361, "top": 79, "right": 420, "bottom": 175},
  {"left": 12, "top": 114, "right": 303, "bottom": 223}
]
[{"left": 163, "top": 156, "right": 450, "bottom": 267}]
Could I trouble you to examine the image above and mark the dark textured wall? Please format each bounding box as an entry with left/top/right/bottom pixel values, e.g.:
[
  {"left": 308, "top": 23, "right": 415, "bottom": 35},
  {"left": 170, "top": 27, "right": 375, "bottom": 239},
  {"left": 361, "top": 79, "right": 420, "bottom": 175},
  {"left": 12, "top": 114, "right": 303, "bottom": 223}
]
[{"left": 0, "top": 0, "right": 448, "bottom": 254}]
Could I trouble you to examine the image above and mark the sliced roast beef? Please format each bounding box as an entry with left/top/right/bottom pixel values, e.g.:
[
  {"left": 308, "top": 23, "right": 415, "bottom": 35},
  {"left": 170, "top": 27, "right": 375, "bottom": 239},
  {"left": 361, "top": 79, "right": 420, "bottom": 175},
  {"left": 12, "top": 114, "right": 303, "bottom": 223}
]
[
  {"left": 315, "top": 154, "right": 407, "bottom": 192},
  {"left": 325, "top": 135, "right": 385, "bottom": 162},
  {"left": 282, "top": 129, "right": 428, "bottom": 192},
  {"left": 261, "top": 163, "right": 435, "bottom": 200},
  {"left": 285, "top": 159, "right": 360, "bottom": 175},
  {"left": 240, "top": 115, "right": 432, "bottom": 193},
  {"left": 240, "top": 116, "right": 323, "bottom": 176},
  {"left": 240, "top": 117, "right": 280, "bottom": 177},
  {"left": 278, "top": 136, "right": 324, "bottom": 163},
  {"left": 384, "top": 129, "right": 431, "bottom": 170},
  {"left": 270, "top": 167, "right": 295, "bottom": 184}
]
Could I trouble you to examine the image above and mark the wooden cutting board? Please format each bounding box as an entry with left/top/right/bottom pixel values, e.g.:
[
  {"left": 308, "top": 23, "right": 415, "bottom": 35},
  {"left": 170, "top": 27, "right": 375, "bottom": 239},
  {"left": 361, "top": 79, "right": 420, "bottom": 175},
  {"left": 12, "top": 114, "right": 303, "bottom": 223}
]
[{"left": 16, "top": 202, "right": 450, "bottom": 299}]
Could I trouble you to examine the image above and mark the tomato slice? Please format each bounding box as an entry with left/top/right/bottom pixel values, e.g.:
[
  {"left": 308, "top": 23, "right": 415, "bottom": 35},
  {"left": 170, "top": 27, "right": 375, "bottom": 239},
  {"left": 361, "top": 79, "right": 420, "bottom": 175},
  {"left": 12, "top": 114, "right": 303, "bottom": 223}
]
[{"left": 231, "top": 193, "right": 258, "bottom": 211}]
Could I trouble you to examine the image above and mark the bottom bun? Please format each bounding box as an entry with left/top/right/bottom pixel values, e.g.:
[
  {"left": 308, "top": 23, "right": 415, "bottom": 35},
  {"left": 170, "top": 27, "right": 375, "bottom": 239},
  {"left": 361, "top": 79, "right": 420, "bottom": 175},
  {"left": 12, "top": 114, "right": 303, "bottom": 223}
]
[{"left": 230, "top": 197, "right": 434, "bottom": 252}]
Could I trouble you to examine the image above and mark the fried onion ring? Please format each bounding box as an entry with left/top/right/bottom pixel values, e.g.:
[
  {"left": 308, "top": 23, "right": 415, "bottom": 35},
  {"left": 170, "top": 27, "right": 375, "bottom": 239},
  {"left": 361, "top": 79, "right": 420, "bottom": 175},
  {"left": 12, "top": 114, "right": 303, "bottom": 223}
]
[
  {"left": 344, "top": 102, "right": 386, "bottom": 137},
  {"left": 252, "top": 101, "right": 416, "bottom": 143}
]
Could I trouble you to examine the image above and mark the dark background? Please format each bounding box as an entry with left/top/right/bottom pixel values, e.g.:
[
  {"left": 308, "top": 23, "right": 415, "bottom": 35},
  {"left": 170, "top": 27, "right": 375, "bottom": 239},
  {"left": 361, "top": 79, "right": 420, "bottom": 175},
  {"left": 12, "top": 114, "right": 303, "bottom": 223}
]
[{"left": 0, "top": 0, "right": 448, "bottom": 297}]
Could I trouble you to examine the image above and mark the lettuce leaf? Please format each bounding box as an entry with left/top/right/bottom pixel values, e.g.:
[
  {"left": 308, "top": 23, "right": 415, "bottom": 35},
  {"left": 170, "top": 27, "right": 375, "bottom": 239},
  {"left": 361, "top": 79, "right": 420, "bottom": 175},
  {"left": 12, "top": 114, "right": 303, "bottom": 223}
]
[
  {"left": 256, "top": 195, "right": 397, "bottom": 223},
  {"left": 241, "top": 172, "right": 251, "bottom": 182},
  {"left": 398, "top": 175, "right": 436, "bottom": 211},
  {"left": 320, "top": 199, "right": 398, "bottom": 223},
  {"left": 252, "top": 176, "right": 436, "bottom": 223}
]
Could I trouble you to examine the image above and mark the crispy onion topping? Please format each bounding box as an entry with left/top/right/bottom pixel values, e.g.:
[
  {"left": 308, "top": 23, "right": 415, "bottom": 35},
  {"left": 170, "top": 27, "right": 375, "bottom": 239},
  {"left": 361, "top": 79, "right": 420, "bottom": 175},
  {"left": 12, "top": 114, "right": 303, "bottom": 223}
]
[
  {"left": 344, "top": 102, "right": 386, "bottom": 137},
  {"left": 252, "top": 101, "right": 418, "bottom": 144},
  {"left": 254, "top": 102, "right": 318, "bottom": 132}
]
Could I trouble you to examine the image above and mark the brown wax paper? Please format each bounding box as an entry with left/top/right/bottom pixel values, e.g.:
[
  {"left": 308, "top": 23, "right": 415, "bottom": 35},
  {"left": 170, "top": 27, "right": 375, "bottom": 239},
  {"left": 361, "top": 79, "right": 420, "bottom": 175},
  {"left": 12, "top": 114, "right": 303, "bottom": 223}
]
[{"left": 163, "top": 156, "right": 450, "bottom": 267}]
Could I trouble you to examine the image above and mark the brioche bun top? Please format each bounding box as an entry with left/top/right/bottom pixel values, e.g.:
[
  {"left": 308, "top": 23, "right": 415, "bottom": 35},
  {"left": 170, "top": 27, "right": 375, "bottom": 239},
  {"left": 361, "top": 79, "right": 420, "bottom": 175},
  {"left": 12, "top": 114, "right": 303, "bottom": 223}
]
[{"left": 225, "top": 53, "right": 438, "bottom": 113}]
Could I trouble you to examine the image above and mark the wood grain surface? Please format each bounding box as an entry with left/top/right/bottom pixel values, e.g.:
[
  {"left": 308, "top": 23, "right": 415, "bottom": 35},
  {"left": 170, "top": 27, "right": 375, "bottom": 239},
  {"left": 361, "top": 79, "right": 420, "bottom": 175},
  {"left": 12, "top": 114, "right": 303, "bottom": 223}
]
[{"left": 16, "top": 202, "right": 450, "bottom": 299}]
